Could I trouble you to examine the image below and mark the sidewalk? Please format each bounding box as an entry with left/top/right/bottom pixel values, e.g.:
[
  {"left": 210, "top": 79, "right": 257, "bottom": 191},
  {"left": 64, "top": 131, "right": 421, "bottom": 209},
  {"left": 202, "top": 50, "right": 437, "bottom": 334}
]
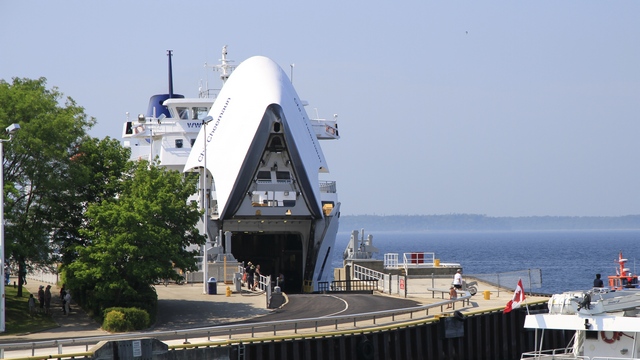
[{"left": 2, "top": 278, "right": 109, "bottom": 342}]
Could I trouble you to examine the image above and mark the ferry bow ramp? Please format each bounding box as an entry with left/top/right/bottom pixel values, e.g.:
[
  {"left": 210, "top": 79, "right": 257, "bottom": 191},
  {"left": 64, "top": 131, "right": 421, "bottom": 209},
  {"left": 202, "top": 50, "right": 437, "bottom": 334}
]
[{"left": 183, "top": 55, "right": 341, "bottom": 293}]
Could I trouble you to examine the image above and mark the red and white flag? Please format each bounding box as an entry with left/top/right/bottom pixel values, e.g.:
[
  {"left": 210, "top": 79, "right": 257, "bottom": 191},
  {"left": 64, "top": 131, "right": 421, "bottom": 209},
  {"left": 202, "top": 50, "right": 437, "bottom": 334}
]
[{"left": 503, "top": 279, "right": 526, "bottom": 313}]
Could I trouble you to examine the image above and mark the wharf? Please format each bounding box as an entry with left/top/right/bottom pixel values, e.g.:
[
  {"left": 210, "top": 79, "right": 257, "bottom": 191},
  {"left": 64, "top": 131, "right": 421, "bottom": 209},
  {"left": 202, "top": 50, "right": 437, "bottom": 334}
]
[{"left": 0, "top": 276, "right": 550, "bottom": 359}]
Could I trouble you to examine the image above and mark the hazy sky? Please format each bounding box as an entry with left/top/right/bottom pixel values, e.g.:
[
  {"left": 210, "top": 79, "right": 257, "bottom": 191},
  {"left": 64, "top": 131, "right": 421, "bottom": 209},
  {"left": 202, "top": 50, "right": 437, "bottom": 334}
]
[{"left": 2, "top": 1, "right": 639, "bottom": 217}]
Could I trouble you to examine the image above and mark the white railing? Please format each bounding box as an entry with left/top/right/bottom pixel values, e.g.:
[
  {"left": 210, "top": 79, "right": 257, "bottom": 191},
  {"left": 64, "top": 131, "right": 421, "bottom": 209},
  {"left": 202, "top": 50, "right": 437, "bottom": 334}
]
[
  {"left": 319, "top": 181, "right": 336, "bottom": 193},
  {"left": 403, "top": 252, "right": 435, "bottom": 266},
  {"left": 520, "top": 348, "right": 584, "bottom": 359},
  {"left": 384, "top": 253, "right": 399, "bottom": 269},
  {"left": 353, "top": 264, "right": 385, "bottom": 291}
]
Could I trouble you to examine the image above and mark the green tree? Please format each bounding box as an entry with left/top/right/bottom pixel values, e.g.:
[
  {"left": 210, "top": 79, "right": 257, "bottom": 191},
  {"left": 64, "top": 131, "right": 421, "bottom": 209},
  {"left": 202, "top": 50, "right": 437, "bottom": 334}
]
[
  {"left": 0, "top": 77, "right": 94, "bottom": 296},
  {"left": 51, "top": 137, "right": 131, "bottom": 267},
  {"left": 66, "top": 160, "right": 204, "bottom": 312}
]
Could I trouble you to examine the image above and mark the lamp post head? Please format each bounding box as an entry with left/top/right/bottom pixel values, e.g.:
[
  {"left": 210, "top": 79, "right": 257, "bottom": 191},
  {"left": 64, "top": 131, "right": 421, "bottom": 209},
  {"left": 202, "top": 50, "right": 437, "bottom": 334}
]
[{"left": 5, "top": 124, "right": 19, "bottom": 135}]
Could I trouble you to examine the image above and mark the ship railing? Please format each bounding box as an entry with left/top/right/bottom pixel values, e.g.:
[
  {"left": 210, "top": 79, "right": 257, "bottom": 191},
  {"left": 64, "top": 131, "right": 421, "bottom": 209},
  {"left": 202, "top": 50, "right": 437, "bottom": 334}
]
[
  {"left": 353, "top": 264, "right": 385, "bottom": 291},
  {"left": 0, "top": 291, "right": 474, "bottom": 358},
  {"left": 520, "top": 348, "right": 584, "bottom": 359},
  {"left": 319, "top": 181, "right": 336, "bottom": 193}
]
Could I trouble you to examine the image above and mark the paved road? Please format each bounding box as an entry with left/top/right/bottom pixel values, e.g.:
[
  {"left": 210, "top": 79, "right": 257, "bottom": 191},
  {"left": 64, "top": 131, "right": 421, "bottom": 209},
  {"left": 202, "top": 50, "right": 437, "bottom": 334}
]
[{"left": 255, "top": 293, "right": 422, "bottom": 322}]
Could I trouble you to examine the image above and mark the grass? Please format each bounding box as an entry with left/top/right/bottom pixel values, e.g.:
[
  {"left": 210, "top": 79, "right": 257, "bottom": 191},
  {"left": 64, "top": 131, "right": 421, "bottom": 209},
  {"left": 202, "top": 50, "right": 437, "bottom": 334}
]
[{"left": 2, "top": 285, "right": 57, "bottom": 335}]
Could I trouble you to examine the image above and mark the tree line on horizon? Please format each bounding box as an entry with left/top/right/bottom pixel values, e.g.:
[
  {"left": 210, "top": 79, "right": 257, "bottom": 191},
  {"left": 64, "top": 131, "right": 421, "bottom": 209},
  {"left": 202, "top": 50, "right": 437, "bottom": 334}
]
[{"left": 339, "top": 214, "right": 640, "bottom": 231}]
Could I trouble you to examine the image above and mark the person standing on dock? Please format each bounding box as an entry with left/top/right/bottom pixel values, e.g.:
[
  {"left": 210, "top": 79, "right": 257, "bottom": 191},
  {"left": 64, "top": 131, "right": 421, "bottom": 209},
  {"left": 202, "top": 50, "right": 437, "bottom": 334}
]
[
  {"left": 593, "top": 273, "right": 604, "bottom": 288},
  {"left": 447, "top": 286, "right": 457, "bottom": 308},
  {"left": 453, "top": 269, "right": 463, "bottom": 290}
]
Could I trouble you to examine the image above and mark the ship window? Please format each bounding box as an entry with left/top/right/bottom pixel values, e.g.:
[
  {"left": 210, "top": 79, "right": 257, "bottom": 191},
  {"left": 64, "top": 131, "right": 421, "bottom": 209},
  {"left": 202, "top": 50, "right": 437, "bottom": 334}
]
[
  {"left": 177, "top": 107, "right": 189, "bottom": 119},
  {"left": 193, "top": 107, "right": 209, "bottom": 120},
  {"left": 190, "top": 139, "right": 196, "bottom": 147},
  {"left": 276, "top": 171, "right": 291, "bottom": 180},
  {"left": 256, "top": 171, "right": 271, "bottom": 181},
  {"left": 267, "top": 136, "right": 285, "bottom": 152},
  {"left": 273, "top": 122, "right": 281, "bottom": 133},
  {"left": 586, "top": 331, "right": 598, "bottom": 340},
  {"left": 175, "top": 139, "right": 183, "bottom": 148}
]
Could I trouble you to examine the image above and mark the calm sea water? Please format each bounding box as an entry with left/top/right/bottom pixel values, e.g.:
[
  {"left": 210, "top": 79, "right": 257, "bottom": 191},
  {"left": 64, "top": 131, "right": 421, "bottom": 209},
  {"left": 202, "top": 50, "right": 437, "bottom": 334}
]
[{"left": 332, "top": 229, "right": 640, "bottom": 295}]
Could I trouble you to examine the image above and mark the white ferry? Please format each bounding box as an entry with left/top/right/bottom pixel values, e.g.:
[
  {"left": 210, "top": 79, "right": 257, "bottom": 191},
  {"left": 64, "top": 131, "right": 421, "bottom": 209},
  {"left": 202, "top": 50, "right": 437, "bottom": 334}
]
[{"left": 122, "top": 47, "right": 341, "bottom": 292}]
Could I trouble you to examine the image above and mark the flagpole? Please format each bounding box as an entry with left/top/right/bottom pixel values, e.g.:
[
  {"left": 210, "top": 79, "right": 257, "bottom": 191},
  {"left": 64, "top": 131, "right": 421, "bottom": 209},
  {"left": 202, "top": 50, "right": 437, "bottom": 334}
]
[{"left": 522, "top": 277, "right": 530, "bottom": 315}]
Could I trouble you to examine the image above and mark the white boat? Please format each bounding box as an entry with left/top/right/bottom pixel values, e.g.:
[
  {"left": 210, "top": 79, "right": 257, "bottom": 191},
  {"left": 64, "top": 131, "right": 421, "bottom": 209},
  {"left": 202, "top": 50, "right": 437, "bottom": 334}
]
[
  {"left": 122, "top": 47, "right": 341, "bottom": 293},
  {"left": 522, "top": 287, "right": 640, "bottom": 359}
]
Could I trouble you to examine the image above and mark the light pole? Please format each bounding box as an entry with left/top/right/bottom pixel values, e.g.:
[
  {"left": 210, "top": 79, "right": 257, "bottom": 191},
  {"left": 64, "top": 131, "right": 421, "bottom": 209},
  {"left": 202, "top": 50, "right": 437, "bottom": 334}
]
[
  {"left": 201, "top": 116, "right": 213, "bottom": 294},
  {"left": 1, "top": 123, "right": 20, "bottom": 333}
]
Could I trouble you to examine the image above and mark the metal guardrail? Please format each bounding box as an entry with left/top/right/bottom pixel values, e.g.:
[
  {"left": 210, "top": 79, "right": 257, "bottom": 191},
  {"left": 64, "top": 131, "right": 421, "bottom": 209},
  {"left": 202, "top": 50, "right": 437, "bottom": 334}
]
[
  {"left": 317, "top": 279, "right": 379, "bottom": 292},
  {"left": 0, "top": 291, "right": 474, "bottom": 358}
]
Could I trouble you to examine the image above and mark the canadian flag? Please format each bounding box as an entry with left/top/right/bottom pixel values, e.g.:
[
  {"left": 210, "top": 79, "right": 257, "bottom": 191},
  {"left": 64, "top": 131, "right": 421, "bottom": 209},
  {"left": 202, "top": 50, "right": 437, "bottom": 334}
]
[{"left": 503, "top": 279, "right": 526, "bottom": 313}]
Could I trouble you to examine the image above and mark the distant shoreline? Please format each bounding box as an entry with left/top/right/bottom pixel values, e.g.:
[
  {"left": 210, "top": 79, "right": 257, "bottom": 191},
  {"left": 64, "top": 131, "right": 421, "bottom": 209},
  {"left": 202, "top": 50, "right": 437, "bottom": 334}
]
[{"left": 339, "top": 214, "right": 640, "bottom": 232}]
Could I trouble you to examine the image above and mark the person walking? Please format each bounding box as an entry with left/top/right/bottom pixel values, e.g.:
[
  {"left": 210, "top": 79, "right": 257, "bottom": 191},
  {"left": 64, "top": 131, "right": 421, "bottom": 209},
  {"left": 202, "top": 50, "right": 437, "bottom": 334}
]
[
  {"left": 453, "top": 269, "right": 463, "bottom": 290},
  {"left": 447, "top": 286, "right": 457, "bottom": 309},
  {"left": 4, "top": 264, "right": 10, "bottom": 285},
  {"left": 245, "top": 262, "right": 255, "bottom": 291},
  {"left": 27, "top": 294, "right": 36, "bottom": 316},
  {"left": 253, "top": 265, "right": 262, "bottom": 290},
  {"left": 60, "top": 285, "right": 67, "bottom": 314},
  {"left": 64, "top": 291, "right": 71, "bottom": 316},
  {"left": 37, "top": 285, "right": 45, "bottom": 313},
  {"left": 44, "top": 285, "right": 52, "bottom": 315}
]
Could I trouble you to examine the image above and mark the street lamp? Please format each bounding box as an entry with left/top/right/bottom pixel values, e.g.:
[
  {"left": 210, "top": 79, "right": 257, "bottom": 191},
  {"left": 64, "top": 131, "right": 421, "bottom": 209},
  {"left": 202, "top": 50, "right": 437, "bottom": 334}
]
[
  {"left": 1, "top": 123, "right": 20, "bottom": 333},
  {"left": 201, "top": 116, "right": 213, "bottom": 295}
]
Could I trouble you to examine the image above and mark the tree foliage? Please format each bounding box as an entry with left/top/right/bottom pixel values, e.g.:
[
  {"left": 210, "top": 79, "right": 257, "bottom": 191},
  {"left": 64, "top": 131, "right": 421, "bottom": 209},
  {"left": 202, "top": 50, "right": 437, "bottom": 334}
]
[
  {"left": 66, "top": 160, "right": 204, "bottom": 311},
  {"left": 0, "top": 77, "right": 94, "bottom": 295},
  {"left": 51, "top": 136, "right": 131, "bottom": 266}
]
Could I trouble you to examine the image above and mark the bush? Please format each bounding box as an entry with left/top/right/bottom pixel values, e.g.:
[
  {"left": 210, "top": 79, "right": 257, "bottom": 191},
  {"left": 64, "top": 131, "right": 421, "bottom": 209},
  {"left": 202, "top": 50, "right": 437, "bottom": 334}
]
[
  {"left": 103, "top": 310, "right": 128, "bottom": 332},
  {"left": 102, "top": 307, "right": 150, "bottom": 332}
]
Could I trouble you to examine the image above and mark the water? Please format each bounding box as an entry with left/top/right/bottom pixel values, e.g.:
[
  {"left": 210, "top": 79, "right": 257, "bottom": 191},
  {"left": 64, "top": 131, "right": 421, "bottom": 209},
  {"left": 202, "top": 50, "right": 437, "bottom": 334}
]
[{"left": 332, "top": 229, "right": 640, "bottom": 295}]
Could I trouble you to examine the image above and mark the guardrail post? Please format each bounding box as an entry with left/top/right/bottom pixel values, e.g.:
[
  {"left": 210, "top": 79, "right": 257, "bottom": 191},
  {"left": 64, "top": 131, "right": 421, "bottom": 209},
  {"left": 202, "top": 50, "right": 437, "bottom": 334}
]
[{"left": 404, "top": 275, "right": 408, "bottom": 298}]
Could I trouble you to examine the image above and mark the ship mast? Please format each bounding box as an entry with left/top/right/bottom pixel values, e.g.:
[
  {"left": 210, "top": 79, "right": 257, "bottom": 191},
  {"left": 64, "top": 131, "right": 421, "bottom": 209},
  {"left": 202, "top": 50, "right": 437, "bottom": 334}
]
[{"left": 205, "top": 45, "right": 237, "bottom": 85}]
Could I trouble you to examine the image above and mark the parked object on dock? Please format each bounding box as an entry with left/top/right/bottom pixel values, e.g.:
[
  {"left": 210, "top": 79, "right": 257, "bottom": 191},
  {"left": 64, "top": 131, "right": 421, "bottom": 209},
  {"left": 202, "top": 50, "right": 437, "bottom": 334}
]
[{"left": 523, "top": 276, "right": 640, "bottom": 358}]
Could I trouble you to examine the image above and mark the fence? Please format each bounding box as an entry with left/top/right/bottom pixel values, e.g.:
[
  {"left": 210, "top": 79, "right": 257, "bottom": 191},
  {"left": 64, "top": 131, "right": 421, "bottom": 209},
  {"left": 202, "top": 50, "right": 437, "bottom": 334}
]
[
  {"left": 472, "top": 269, "right": 543, "bottom": 292},
  {"left": 350, "top": 265, "right": 544, "bottom": 298},
  {"left": 353, "top": 264, "right": 385, "bottom": 291}
]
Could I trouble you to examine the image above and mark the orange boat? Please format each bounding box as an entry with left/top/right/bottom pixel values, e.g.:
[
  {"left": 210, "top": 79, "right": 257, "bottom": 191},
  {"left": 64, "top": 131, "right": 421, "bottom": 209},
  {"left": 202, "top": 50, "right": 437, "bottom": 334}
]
[{"left": 608, "top": 251, "right": 639, "bottom": 290}]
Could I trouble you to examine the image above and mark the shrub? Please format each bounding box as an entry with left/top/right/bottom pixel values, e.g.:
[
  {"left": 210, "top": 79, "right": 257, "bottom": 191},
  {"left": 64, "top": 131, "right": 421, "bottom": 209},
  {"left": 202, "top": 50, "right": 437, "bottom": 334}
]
[
  {"left": 103, "top": 310, "right": 128, "bottom": 332},
  {"left": 102, "top": 307, "right": 150, "bottom": 332}
]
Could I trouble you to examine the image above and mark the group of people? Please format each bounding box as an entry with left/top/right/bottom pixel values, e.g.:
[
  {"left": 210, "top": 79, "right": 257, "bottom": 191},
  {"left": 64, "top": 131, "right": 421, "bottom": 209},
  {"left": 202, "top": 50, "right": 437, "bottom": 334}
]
[
  {"left": 27, "top": 284, "right": 71, "bottom": 316},
  {"left": 243, "top": 262, "right": 261, "bottom": 291},
  {"left": 27, "top": 284, "right": 52, "bottom": 316}
]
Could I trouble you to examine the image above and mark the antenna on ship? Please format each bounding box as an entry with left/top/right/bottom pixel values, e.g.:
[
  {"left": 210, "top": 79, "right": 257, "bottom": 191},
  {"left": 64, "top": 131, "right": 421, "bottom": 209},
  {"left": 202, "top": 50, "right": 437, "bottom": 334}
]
[
  {"left": 205, "top": 45, "right": 236, "bottom": 84},
  {"left": 167, "top": 50, "right": 175, "bottom": 98}
]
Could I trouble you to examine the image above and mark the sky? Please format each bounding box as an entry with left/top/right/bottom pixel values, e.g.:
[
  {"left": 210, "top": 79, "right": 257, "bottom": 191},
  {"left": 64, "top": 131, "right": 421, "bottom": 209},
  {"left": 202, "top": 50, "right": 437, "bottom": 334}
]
[{"left": 2, "top": 1, "right": 639, "bottom": 217}]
